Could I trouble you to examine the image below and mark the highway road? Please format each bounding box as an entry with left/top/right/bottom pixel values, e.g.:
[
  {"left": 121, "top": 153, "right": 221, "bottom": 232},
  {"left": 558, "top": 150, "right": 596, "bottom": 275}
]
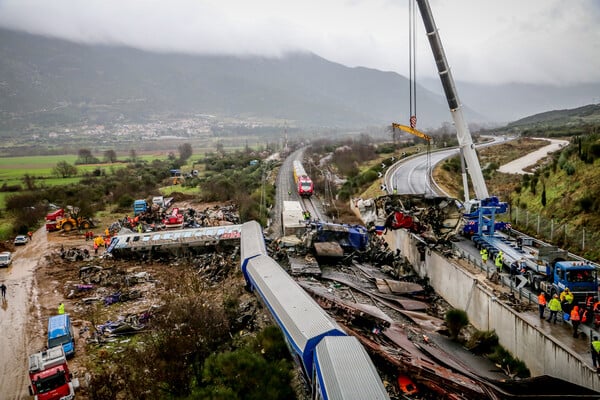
[{"left": 384, "top": 136, "right": 510, "bottom": 197}]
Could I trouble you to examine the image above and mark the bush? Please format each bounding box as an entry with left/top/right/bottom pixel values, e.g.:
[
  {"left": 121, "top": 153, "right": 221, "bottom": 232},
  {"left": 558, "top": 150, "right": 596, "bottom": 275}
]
[
  {"left": 488, "top": 346, "right": 530, "bottom": 378},
  {"left": 562, "top": 162, "right": 576, "bottom": 175},
  {"left": 445, "top": 308, "right": 469, "bottom": 340},
  {"left": 466, "top": 330, "right": 499, "bottom": 354},
  {"left": 117, "top": 194, "right": 135, "bottom": 210}
]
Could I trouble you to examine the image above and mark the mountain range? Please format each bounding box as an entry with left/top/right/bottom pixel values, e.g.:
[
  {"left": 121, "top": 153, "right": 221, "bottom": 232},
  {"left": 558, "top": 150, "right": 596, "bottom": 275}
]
[{"left": 1, "top": 28, "right": 598, "bottom": 132}]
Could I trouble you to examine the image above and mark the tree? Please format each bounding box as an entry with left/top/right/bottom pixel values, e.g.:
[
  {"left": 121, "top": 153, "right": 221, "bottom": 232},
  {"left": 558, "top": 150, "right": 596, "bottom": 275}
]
[
  {"left": 541, "top": 184, "right": 547, "bottom": 207},
  {"left": 22, "top": 174, "right": 36, "bottom": 190},
  {"left": 103, "top": 149, "right": 117, "bottom": 163},
  {"left": 128, "top": 149, "right": 137, "bottom": 162},
  {"left": 53, "top": 161, "right": 78, "bottom": 178},
  {"left": 76, "top": 148, "right": 99, "bottom": 164},
  {"left": 178, "top": 142, "right": 193, "bottom": 162},
  {"left": 200, "top": 349, "right": 294, "bottom": 400}
]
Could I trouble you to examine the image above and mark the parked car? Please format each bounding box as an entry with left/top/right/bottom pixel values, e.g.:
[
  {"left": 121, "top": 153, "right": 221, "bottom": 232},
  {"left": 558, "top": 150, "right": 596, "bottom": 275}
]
[{"left": 14, "top": 235, "right": 28, "bottom": 245}]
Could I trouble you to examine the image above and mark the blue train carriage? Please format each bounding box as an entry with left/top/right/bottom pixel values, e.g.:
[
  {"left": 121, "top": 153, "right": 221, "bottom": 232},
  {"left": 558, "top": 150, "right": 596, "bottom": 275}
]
[
  {"left": 242, "top": 253, "right": 346, "bottom": 377},
  {"left": 313, "top": 336, "right": 390, "bottom": 400}
]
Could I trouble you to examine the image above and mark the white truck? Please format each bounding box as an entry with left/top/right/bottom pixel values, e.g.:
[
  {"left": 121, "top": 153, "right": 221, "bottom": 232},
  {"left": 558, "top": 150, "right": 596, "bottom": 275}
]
[{"left": 0, "top": 251, "right": 12, "bottom": 268}]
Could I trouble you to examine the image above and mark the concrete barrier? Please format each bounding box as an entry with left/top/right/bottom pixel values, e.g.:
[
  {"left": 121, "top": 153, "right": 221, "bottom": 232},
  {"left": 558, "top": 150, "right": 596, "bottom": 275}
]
[{"left": 390, "top": 229, "right": 600, "bottom": 391}]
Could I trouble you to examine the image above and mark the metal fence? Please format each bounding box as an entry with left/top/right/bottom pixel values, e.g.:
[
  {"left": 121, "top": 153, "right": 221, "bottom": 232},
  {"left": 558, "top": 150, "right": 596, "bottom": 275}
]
[
  {"left": 452, "top": 243, "right": 538, "bottom": 306},
  {"left": 510, "top": 207, "right": 600, "bottom": 260}
]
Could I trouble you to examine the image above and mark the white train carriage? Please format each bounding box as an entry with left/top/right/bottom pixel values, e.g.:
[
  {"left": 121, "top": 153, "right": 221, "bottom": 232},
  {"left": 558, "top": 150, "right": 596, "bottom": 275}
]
[
  {"left": 243, "top": 254, "right": 346, "bottom": 375},
  {"left": 313, "top": 336, "right": 390, "bottom": 400}
]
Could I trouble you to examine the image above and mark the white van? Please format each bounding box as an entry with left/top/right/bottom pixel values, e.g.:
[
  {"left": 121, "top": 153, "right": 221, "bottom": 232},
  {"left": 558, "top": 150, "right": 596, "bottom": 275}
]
[{"left": 0, "top": 251, "right": 12, "bottom": 268}]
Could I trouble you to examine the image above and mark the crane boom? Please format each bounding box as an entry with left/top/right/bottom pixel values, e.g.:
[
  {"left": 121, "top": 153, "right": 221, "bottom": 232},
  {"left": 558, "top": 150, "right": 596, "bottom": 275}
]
[{"left": 415, "top": 0, "right": 489, "bottom": 200}]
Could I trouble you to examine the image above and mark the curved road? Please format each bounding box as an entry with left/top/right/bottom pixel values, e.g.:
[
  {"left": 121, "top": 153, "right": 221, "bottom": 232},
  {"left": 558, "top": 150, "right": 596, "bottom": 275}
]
[{"left": 383, "top": 137, "right": 505, "bottom": 197}]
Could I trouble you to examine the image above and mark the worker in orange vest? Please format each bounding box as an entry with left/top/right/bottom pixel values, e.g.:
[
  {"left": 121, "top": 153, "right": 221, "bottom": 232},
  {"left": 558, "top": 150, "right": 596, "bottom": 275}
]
[
  {"left": 538, "top": 291, "right": 547, "bottom": 319},
  {"left": 571, "top": 305, "right": 581, "bottom": 338}
]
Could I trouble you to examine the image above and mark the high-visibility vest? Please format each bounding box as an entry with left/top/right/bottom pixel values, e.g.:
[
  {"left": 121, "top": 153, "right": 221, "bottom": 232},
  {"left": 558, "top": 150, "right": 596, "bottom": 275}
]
[
  {"left": 581, "top": 309, "right": 588, "bottom": 323},
  {"left": 571, "top": 308, "right": 581, "bottom": 322},
  {"left": 565, "top": 292, "right": 574, "bottom": 304},
  {"left": 495, "top": 254, "right": 503, "bottom": 267},
  {"left": 58, "top": 303, "right": 65, "bottom": 315},
  {"left": 587, "top": 296, "right": 594, "bottom": 307},
  {"left": 538, "top": 293, "right": 546, "bottom": 306},
  {"left": 548, "top": 298, "right": 562, "bottom": 311},
  {"left": 592, "top": 340, "right": 600, "bottom": 353}
]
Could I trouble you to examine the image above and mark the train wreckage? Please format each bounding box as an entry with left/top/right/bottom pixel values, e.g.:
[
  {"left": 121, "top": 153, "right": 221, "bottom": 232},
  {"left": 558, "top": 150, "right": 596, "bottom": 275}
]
[{"left": 354, "top": 194, "right": 463, "bottom": 242}]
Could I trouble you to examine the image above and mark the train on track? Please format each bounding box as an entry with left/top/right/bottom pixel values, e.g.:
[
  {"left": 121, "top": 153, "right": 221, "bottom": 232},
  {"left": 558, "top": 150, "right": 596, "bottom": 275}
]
[
  {"left": 240, "top": 221, "right": 390, "bottom": 400},
  {"left": 292, "top": 160, "right": 314, "bottom": 197}
]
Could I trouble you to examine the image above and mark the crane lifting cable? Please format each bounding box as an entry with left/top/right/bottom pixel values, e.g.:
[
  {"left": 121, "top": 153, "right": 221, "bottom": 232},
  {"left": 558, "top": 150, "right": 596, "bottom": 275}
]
[
  {"left": 389, "top": 1, "right": 432, "bottom": 194},
  {"left": 408, "top": 0, "right": 417, "bottom": 129}
]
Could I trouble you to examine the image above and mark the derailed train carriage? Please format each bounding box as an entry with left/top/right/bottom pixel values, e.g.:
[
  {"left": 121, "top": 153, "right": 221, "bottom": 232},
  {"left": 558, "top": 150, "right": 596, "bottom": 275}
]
[
  {"left": 106, "top": 225, "right": 242, "bottom": 259},
  {"left": 241, "top": 221, "right": 389, "bottom": 400}
]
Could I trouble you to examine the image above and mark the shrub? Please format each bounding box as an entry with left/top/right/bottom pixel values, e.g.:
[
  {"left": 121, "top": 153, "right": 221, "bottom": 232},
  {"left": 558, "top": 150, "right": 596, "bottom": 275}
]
[
  {"left": 562, "top": 162, "right": 576, "bottom": 175},
  {"left": 117, "top": 194, "right": 135, "bottom": 210},
  {"left": 445, "top": 308, "right": 469, "bottom": 340}
]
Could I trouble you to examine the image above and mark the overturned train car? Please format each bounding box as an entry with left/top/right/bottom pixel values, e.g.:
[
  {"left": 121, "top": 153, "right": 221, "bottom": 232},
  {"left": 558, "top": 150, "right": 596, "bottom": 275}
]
[{"left": 240, "top": 221, "right": 390, "bottom": 400}]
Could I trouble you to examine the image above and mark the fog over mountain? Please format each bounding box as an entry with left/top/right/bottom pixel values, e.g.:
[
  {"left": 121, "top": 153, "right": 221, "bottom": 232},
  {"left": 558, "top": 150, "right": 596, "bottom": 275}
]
[{"left": 0, "top": 28, "right": 598, "bottom": 132}]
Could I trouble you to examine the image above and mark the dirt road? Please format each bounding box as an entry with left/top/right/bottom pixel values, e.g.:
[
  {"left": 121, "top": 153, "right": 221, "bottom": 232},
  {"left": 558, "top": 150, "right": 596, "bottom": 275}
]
[
  {"left": 498, "top": 138, "right": 569, "bottom": 174},
  {"left": 0, "top": 227, "right": 50, "bottom": 399}
]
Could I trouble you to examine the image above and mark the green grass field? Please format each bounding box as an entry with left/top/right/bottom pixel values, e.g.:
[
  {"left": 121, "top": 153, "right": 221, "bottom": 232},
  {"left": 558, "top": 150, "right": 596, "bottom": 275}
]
[{"left": 0, "top": 153, "right": 205, "bottom": 209}]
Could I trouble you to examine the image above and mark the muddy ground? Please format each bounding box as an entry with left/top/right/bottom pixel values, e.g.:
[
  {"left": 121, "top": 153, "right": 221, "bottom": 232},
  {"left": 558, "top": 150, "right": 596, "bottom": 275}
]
[{"left": 0, "top": 202, "right": 263, "bottom": 400}]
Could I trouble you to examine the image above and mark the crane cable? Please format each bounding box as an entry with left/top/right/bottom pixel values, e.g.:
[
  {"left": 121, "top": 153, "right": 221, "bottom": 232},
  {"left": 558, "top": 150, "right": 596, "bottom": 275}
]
[
  {"left": 408, "top": 0, "right": 431, "bottom": 187},
  {"left": 408, "top": 0, "right": 417, "bottom": 129}
]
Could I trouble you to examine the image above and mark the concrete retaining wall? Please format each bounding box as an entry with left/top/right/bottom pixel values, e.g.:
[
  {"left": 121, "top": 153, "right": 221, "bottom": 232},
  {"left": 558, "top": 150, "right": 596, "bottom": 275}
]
[{"left": 390, "top": 229, "right": 600, "bottom": 391}]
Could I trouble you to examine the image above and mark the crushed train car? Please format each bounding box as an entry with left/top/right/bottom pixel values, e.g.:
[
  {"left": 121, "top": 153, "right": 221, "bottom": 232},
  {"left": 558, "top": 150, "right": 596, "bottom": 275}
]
[{"left": 355, "top": 194, "right": 462, "bottom": 243}]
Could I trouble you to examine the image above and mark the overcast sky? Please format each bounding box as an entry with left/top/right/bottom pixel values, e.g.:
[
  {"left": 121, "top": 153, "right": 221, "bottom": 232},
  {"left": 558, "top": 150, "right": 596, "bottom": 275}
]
[{"left": 1, "top": 0, "right": 599, "bottom": 86}]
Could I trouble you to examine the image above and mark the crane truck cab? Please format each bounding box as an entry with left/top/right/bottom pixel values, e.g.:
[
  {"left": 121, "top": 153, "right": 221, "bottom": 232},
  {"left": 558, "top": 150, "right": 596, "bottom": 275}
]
[
  {"left": 28, "top": 346, "right": 78, "bottom": 400},
  {"left": 539, "top": 260, "right": 598, "bottom": 302}
]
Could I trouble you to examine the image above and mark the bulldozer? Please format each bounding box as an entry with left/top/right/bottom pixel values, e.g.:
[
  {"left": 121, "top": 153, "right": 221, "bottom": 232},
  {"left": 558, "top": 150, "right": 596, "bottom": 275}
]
[{"left": 55, "top": 214, "right": 95, "bottom": 232}]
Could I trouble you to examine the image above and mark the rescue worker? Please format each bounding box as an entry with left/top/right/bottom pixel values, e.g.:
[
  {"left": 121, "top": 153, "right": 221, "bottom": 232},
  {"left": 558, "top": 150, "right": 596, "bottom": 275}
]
[
  {"left": 586, "top": 295, "right": 595, "bottom": 310},
  {"left": 480, "top": 248, "right": 488, "bottom": 265},
  {"left": 580, "top": 307, "right": 589, "bottom": 325},
  {"left": 571, "top": 305, "right": 581, "bottom": 338},
  {"left": 560, "top": 288, "right": 575, "bottom": 315},
  {"left": 495, "top": 251, "right": 504, "bottom": 273},
  {"left": 546, "top": 294, "right": 562, "bottom": 323},
  {"left": 58, "top": 302, "right": 65, "bottom": 315},
  {"left": 591, "top": 336, "right": 600, "bottom": 372},
  {"left": 538, "top": 291, "right": 547, "bottom": 319}
]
